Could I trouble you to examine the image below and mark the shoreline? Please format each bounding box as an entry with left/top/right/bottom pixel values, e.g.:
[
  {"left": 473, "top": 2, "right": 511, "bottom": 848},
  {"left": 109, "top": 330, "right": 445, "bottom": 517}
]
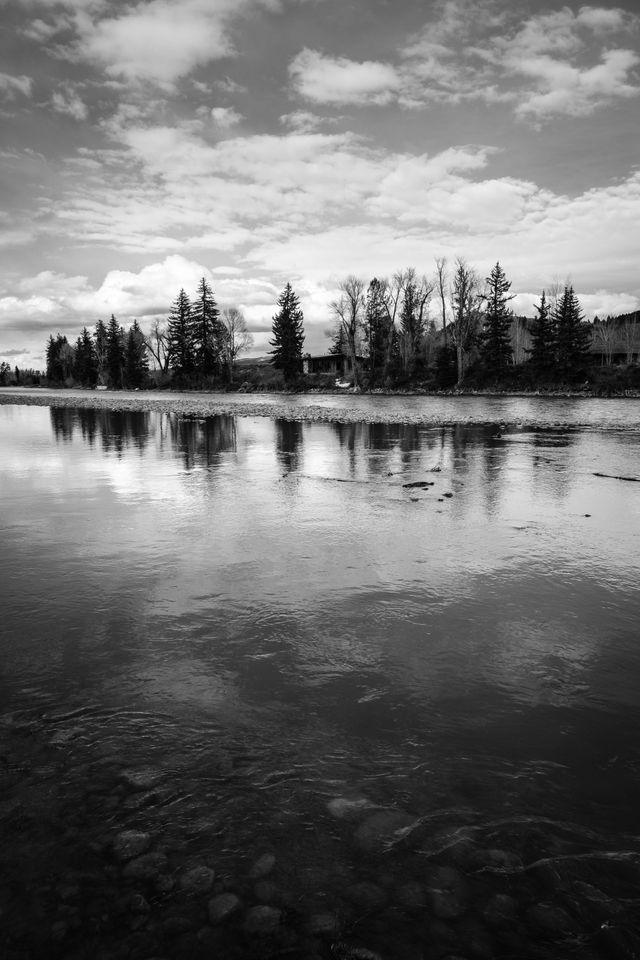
[{"left": 1, "top": 386, "right": 640, "bottom": 428}]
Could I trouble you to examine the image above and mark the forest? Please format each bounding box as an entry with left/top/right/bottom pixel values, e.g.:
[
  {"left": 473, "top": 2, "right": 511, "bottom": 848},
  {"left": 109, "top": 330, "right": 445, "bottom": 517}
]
[{"left": 2, "top": 262, "right": 640, "bottom": 395}]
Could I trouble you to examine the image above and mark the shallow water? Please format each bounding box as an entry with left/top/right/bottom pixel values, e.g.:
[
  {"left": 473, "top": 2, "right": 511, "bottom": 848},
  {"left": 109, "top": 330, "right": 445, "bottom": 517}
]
[{"left": 1, "top": 401, "right": 640, "bottom": 959}]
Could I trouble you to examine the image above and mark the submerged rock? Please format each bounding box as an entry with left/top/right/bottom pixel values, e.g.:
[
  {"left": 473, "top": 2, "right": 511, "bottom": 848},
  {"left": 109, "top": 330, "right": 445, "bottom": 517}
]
[
  {"left": 121, "top": 767, "right": 161, "bottom": 791},
  {"left": 525, "top": 902, "right": 575, "bottom": 939},
  {"left": 179, "top": 865, "right": 215, "bottom": 895},
  {"left": 122, "top": 850, "right": 168, "bottom": 881},
  {"left": 307, "top": 912, "right": 341, "bottom": 936},
  {"left": 243, "top": 904, "right": 282, "bottom": 935},
  {"left": 113, "top": 830, "right": 152, "bottom": 862},
  {"left": 249, "top": 852, "right": 276, "bottom": 879},
  {"left": 327, "top": 796, "right": 379, "bottom": 822},
  {"left": 354, "top": 809, "right": 417, "bottom": 852},
  {"left": 208, "top": 892, "right": 241, "bottom": 924}
]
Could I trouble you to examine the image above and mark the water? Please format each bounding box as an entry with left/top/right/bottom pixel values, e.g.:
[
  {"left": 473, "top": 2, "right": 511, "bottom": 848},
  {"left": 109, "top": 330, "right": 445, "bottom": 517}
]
[{"left": 1, "top": 399, "right": 640, "bottom": 959}]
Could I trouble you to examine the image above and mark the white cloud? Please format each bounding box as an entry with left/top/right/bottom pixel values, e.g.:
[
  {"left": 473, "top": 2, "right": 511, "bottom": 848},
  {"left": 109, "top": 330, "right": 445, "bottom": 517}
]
[
  {"left": 0, "top": 73, "right": 32, "bottom": 98},
  {"left": 279, "top": 110, "right": 324, "bottom": 133},
  {"left": 51, "top": 84, "right": 89, "bottom": 120},
  {"left": 211, "top": 106, "right": 243, "bottom": 128},
  {"left": 289, "top": 48, "right": 401, "bottom": 105}
]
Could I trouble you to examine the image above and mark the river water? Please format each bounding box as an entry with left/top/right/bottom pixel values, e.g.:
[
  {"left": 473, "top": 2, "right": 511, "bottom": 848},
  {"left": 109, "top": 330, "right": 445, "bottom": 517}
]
[{"left": 1, "top": 397, "right": 640, "bottom": 960}]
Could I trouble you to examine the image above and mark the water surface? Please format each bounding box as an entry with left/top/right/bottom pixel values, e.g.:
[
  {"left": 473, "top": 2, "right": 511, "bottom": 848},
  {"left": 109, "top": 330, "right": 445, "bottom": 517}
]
[{"left": 1, "top": 401, "right": 640, "bottom": 959}]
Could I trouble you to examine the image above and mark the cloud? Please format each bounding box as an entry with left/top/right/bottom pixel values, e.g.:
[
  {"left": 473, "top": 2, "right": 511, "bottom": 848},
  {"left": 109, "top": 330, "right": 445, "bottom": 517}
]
[
  {"left": 279, "top": 110, "right": 324, "bottom": 133},
  {"left": 51, "top": 83, "right": 89, "bottom": 120},
  {"left": 289, "top": 48, "right": 401, "bottom": 105},
  {"left": 0, "top": 73, "right": 32, "bottom": 98},
  {"left": 211, "top": 106, "right": 243, "bottom": 128}
]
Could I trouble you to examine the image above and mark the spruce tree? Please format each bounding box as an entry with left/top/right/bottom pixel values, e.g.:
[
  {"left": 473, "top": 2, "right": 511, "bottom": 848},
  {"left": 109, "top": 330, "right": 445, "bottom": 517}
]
[
  {"left": 124, "top": 320, "right": 149, "bottom": 389},
  {"left": 554, "top": 285, "right": 591, "bottom": 375},
  {"left": 74, "top": 327, "right": 97, "bottom": 385},
  {"left": 528, "top": 291, "right": 555, "bottom": 372},
  {"left": 192, "top": 278, "right": 222, "bottom": 379},
  {"left": 106, "top": 314, "right": 125, "bottom": 388},
  {"left": 269, "top": 283, "right": 305, "bottom": 383},
  {"left": 94, "top": 318, "right": 108, "bottom": 384},
  {"left": 479, "top": 262, "right": 514, "bottom": 374},
  {"left": 364, "top": 278, "right": 387, "bottom": 383},
  {"left": 167, "top": 289, "right": 195, "bottom": 380}
]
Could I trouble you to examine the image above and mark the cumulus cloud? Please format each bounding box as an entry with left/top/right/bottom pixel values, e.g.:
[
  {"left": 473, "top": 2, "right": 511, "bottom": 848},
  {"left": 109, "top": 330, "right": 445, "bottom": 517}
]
[
  {"left": 211, "top": 106, "right": 243, "bottom": 128},
  {"left": 0, "top": 73, "right": 32, "bottom": 98},
  {"left": 289, "top": 48, "right": 401, "bottom": 105},
  {"left": 51, "top": 84, "right": 89, "bottom": 120}
]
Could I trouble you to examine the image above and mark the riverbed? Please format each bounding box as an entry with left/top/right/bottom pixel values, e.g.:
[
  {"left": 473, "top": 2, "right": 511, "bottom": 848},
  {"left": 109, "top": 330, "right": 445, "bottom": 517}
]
[{"left": 1, "top": 397, "right": 640, "bottom": 959}]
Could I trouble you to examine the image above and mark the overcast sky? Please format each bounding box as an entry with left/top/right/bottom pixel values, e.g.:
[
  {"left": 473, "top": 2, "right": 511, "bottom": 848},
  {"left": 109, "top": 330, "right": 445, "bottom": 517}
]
[{"left": 1, "top": 0, "right": 639, "bottom": 367}]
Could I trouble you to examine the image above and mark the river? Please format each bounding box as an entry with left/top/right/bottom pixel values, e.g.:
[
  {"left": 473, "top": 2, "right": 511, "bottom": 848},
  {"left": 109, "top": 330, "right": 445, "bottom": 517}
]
[{"left": 1, "top": 396, "right": 640, "bottom": 959}]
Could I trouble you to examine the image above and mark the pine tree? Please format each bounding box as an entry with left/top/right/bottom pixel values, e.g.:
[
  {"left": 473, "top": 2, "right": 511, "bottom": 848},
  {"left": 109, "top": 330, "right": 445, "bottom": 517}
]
[
  {"left": 364, "top": 278, "right": 387, "bottom": 383},
  {"left": 269, "top": 283, "right": 305, "bottom": 383},
  {"left": 106, "top": 314, "right": 125, "bottom": 388},
  {"left": 167, "top": 289, "right": 195, "bottom": 379},
  {"left": 554, "top": 285, "right": 591, "bottom": 375},
  {"left": 94, "top": 318, "right": 108, "bottom": 384},
  {"left": 527, "top": 291, "right": 555, "bottom": 372},
  {"left": 479, "top": 262, "right": 514, "bottom": 374},
  {"left": 192, "top": 277, "right": 222, "bottom": 378},
  {"left": 74, "top": 327, "right": 97, "bottom": 386},
  {"left": 124, "top": 320, "right": 149, "bottom": 389}
]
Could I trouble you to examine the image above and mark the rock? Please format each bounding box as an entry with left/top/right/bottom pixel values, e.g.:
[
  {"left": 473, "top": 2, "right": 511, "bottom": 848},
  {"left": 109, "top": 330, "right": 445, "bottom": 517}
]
[
  {"left": 51, "top": 920, "right": 68, "bottom": 941},
  {"left": 162, "top": 915, "right": 193, "bottom": 937},
  {"left": 525, "top": 902, "right": 575, "bottom": 939},
  {"left": 426, "top": 865, "right": 470, "bottom": 920},
  {"left": 179, "top": 865, "right": 215, "bottom": 895},
  {"left": 126, "top": 893, "right": 151, "bottom": 915},
  {"left": 345, "top": 881, "right": 387, "bottom": 910},
  {"left": 121, "top": 767, "right": 161, "bottom": 791},
  {"left": 208, "top": 892, "right": 241, "bottom": 924},
  {"left": 243, "top": 904, "right": 282, "bottom": 935},
  {"left": 113, "top": 830, "right": 152, "bottom": 862},
  {"left": 249, "top": 852, "right": 276, "bottom": 879},
  {"left": 354, "top": 809, "right": 417, "bottom": 852},
  {"left": 327, "top": 797, "right": 379, "bottom": 822},
  {"left": 307, "top": 912, "right": 341, "bottom": 936},
  {"left": 393, "top": 881, "right": 427, "bottom": 913},
  {"left": 154, "top": 873, "right": 175, "bottom": 894},
  {"left": 482, "top": 893, "right": 518, "bottom": 929},
  {"left": 122, "top": 851, "right": 168, "bottom": 881}
]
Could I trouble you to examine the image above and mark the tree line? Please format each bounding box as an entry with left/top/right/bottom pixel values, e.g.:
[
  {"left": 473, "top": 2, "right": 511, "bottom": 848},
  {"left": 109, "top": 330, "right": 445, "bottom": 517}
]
[{"left": 2, "top": 263, "right": 639, "bottom": 393}]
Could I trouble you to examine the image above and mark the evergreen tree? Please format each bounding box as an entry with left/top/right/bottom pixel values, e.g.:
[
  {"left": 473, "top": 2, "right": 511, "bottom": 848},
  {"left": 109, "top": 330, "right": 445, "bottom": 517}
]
[
  {"left": 269, "top": 283, "right": 305, "bottom": 382},
  {"left": 74, "top": 327, "right": 97, "bottom": 386},
  {"left": 192, "top": 277, "right": 222, "bottom": 378},
  {"left": 527, "top": 291, "right": 555, "bottom": 372},
  {"left": 46, "top": 334, "right": 72, "bottom": 382},
  {"left": 106, "top": 314, "right": 125, "bottom": 388},
  {"left": 554, "top": 285, "right": 591, "bottom": 374},
  {"left": 94, "top": 318, "right": 108, "bottom": 383},
  {"left": 364, "top": 278, "right": 387, "bottom": 383},
  {"left": 167, "top": 289, "right": 195, "bottom": 379},
  {"left": 124, "top": 320, "right": 149, "bottom": 389},
  {"left": 479, "top": 262, "right": 514, "bottom": 374}
]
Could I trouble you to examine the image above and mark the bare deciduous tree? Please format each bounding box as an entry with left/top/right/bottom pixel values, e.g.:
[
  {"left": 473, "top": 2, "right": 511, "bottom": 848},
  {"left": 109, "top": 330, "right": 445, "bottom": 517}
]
[
  {"left": 331, "top": 276, "right": 366, "bottom": 388},
  {"left": 435, "top": 257, "right": 449, "bottom": 343},
  {"left": 144, "top": 319, "right": 170, "bottom": 372},
  {"left": 621, "top": 315, "right": 640, "bottom": 363},
  {"left": 592, "top": 317, "right": 615, "bottom": 366},
  {"left": 221, "top": 307, "right": 253, "bottom": 382},
  {"left": 450, "top": 258, "right": 481, "bottom": 386}
]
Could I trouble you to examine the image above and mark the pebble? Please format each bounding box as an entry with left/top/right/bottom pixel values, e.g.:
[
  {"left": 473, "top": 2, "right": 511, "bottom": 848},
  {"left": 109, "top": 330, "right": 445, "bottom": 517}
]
[
  {"left": 249, "top": 852, "right": 276, "bottom": 879},
  {"left": 121, "top": 767, "right": 161, "bottom": 791},
  {"left": 354, "top": 809, "right": 417, "bottom": 852},
  {"left": 243, "top": 904, "right": 282, "bottom": 935},
  {"left": 208, "top": 892, "right": 242, "bottom": 924},
  {"left": 113, "top": 830, "right": 152, "bottom": 862},
  {"left": 178, "top": 865, "right": 215, "bottom": 895},
  {"left": 307, "top": 912, "right": 341, "bottom": 936},
  {"left": 122, "top": 850, "right": 168, "bottom": 881},
  {"left": 327, "top": 796, "right": 379, "bottom": 821}
]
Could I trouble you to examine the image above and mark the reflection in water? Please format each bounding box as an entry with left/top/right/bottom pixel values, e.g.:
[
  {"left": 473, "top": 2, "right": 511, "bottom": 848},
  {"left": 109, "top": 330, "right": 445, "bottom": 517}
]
[
  {"left": 3, "top": 404, "right": 640, "bottom": 958},
  {"left": 275, "top": 417, "right": 303, "bottom": 473}
]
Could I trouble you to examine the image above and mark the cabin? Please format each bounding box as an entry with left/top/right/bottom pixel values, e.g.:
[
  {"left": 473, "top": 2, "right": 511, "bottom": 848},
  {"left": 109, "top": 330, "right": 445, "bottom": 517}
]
[{"left": 302, "top": 353, "right": 362, "bottom": 377}]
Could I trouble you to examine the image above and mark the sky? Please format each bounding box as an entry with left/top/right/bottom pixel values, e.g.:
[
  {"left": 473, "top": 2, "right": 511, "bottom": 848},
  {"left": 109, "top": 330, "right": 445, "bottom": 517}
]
[{"left": 1, "top": 0, "right": 639, "bottom": 368}]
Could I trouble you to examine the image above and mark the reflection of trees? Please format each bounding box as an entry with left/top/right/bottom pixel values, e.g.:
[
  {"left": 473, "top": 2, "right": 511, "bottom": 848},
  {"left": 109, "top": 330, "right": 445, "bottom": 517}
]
[
  {"left": 77, "top": 408, "right": 98, "bottom": 446},
  {"left": 168, "top": 415, "right": 237, "bottom": 470},
  {"left": 275, "top": 418, "right": 303, "bottom": 473},
  {"left": 531, "top": 429, "right": 575, "bottom": 501},
  {"left": 50, "top": 407, "right": 75, "bottom": 443},
  {"left": 100, "top": 411, "right": 150, "bottom": 455}
]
